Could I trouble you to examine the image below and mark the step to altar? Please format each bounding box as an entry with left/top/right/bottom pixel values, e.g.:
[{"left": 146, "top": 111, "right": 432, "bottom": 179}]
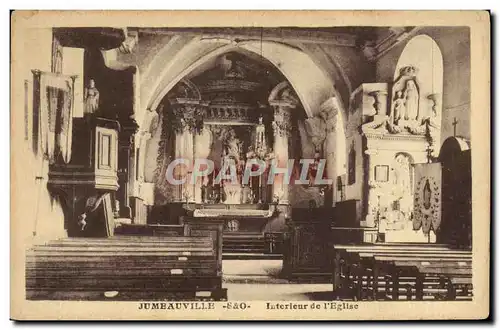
[{"left": 114, "top": 223, "right": 284, "bottom": 258}]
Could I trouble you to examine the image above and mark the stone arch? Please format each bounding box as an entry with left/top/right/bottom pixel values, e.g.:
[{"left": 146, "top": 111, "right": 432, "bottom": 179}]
[
  {"left": 141, "top": 40, "right": 346, "bottom": 123},
  {"left": 136, "top": 39, "right": 352, "bottom": 207}
]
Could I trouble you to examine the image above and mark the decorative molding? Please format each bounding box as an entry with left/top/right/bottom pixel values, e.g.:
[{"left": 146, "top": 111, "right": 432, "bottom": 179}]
[
  {"left": 205, "top": 104, "right": 256, "bottom": 124},
  {"left": 363, "top": 132, "right": 428, "bottom": 142}
]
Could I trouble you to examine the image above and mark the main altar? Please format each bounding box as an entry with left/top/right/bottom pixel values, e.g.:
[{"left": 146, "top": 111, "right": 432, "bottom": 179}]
[{"left": 146, "top": 52, "right": 301, "bottom": 254}]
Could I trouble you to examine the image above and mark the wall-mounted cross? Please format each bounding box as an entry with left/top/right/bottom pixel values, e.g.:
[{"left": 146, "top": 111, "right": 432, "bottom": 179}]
[
  {"left": 426, "top": 144, "right": 434, "bottom": 163},
  {"left": 452, "top": 117, "right": 459, "bottom": 137}
]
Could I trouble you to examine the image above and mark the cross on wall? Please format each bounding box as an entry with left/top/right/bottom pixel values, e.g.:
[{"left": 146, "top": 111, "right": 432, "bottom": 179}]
[
  {"left": 426, "top": 144, "right": 434, "bottom": 164},
  {"left": 452, "top": 117, "right": 459, "bottom": 137}
]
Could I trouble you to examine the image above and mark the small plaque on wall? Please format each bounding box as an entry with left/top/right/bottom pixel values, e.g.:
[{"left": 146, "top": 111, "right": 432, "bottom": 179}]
[{"left": 375, "top": 165, "right": 389, "bottom": 182}]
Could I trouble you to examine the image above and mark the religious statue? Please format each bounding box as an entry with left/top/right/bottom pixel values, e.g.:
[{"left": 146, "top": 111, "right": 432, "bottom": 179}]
[
  {"left": 392, "top": 90, "right": 405, "bottom": 125},
  {"left": 246, "top": 145, "right": 256, "bottom": 160},
  {"left": 305, "top": 115, "right": 327, "bottom": 153},
  {"left": 390, "top": 154, "right": 413, "bottom": 221},
  {"left": 223, "top": 129, "right": 242, "bottom": 163},
  {"left": 403, "top": 79, "right": 419, "bottom": 121},
  {"left": 84, "top": 79, "right": 100, "bottom": 115}
]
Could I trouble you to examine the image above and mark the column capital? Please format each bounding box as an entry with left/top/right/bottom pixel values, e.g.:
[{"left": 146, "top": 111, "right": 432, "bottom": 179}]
[
  {"left": 168, "top": 98, "right": 208, "bottom": 135},
  {"left": 271, "top": 104, "right": 293, "bottom": 138}
]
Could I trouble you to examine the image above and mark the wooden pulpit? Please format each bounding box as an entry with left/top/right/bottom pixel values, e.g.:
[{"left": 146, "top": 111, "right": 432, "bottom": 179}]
[
  {"left": 48, "top": 116, "right": 120, "bottom": 237},
  {"left": 283, "top": 207, "right": 334, "bottom": 281}
]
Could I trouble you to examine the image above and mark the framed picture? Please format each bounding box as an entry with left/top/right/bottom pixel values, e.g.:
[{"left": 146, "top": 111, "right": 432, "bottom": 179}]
[{"left": 374, "top": 165, "right": 389, "bottom": 182}]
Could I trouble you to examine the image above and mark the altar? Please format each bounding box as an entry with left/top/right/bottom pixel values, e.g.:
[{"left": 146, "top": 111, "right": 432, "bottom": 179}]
[{"left": 145, "top": 53, "right": 303, "bottom": 255}]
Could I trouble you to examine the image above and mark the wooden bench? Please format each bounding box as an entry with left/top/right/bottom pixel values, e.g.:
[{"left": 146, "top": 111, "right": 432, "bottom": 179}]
[
  {"left": 26, "top": 236, "right": 227, "bottom": 301},
  {"left": 333, "top": 244, "right": 472, "bottom": 301}
]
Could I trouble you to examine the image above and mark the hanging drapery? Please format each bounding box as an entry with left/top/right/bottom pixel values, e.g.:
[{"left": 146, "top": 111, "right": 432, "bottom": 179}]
[
  {"left": 413, "top": 163, "right": 442, "bottom": 235},
  {"left": 32, "top": 70, "right": 76, "bottom": 164}
]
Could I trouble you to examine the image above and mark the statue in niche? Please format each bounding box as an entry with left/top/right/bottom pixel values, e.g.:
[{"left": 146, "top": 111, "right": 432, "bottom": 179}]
[
  {"left": 386, "top": 66, "right": 427, "bottom": 135},
  {"left": 84, "top": 79, "right": 99, "bottom": 115},
  {"left": 403, "top": 79, "right": 419, "bottom": 121},
  {"left": 223, "top": 129, "right": 242, "bottom": 162}
]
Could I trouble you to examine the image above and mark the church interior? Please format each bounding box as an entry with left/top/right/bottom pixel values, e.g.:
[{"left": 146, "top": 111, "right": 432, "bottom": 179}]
[{"left": 13, "top": 25, "right": 473, "bottom": 301}]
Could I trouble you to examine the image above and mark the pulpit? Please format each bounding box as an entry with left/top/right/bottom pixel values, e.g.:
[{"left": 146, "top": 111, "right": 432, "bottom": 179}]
[
  {"left": 48, "top": 116, "right": 120, "bottom": 237},
  {"left": 283, "top": 207, "right": 334, "bottom": 280}
]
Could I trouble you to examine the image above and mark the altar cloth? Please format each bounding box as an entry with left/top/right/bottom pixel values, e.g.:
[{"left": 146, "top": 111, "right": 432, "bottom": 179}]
[{"left": 193, "top": 208, "right": 274, "bottom": 218}]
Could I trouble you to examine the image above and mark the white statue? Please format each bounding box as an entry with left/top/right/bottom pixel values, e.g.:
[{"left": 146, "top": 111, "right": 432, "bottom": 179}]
[
  {"left": 84, "top": 79, "right": 100, "bottom": 114},
  {"left": 404, "top": 80, "right": 419, "bottom": 121},
  {"left": 391, "top": 154, "right": 413, "bottom": 220},
  {"left": 224, "top": 130, "right": 242, "bottom": 162},
  {"left": 392, "top": 90, "right": 405, "bottom": 125}
]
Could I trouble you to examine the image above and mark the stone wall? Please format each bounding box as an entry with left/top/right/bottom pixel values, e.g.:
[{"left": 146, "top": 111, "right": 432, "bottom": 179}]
[{"left": 11, "top": 28, "right": 66, "bottom": 245}]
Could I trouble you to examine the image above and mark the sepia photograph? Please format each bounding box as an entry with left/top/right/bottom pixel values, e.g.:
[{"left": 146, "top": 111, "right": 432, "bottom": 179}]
[{"left": 10, "top": 10, "right": 490, "bottom": 320}]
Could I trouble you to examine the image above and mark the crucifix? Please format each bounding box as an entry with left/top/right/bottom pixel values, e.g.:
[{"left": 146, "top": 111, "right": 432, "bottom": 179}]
[
  {"left": 336, "top": 177, "right": 346, "bottom": 201},
  {"left": 452, "top": 117, "right": 459, "bottom": 137},
  {"left": 426, "top": 144, "right": 434, "bottom": 163}
]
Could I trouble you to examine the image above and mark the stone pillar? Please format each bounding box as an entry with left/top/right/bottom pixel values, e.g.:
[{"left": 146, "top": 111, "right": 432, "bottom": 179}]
[
  {"left": 270, "top": 102, "right": 293, "bottom": 205},
  {"left": 362, "top": 149, "right": 379, "bottom": 228},
  {"left": 169, "top": 99, "right": 205, "bottom": 203},
  {"left": 117, "top": 121, "right": 138, "bottom": 218},
  {"left": 320, "top": 99, "right": 339, "bottom": 207},
  {"left": 193, "top": 127, "right": 212, "bottom": 203}
]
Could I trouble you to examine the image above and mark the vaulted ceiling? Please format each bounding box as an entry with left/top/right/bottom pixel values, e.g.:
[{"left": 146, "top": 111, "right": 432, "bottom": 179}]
[{"left": 96, "top": 26, "right": 417, "bottom": 131}]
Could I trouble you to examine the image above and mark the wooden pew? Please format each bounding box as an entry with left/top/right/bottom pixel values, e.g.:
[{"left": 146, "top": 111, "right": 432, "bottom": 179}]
[
  {"left": 333, "top": 244, "right": 472, "bottom": 301},
  {"left": 390, "top": 259, "right": 472, "bottom": 301},
  {"left": 26, "top": 236, "right": 227, "bottom": 301},
  {"left": 342, "top": 249, "right": 471, "bottom": 301},
  {"left": 333, "top": 244, "right": 452, "bottom": 295}
]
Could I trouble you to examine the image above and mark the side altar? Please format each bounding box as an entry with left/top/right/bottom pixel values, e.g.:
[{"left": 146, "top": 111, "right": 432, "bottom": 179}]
[{"left": 339, "top": 65, "right": 443, "bottom": 243}]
